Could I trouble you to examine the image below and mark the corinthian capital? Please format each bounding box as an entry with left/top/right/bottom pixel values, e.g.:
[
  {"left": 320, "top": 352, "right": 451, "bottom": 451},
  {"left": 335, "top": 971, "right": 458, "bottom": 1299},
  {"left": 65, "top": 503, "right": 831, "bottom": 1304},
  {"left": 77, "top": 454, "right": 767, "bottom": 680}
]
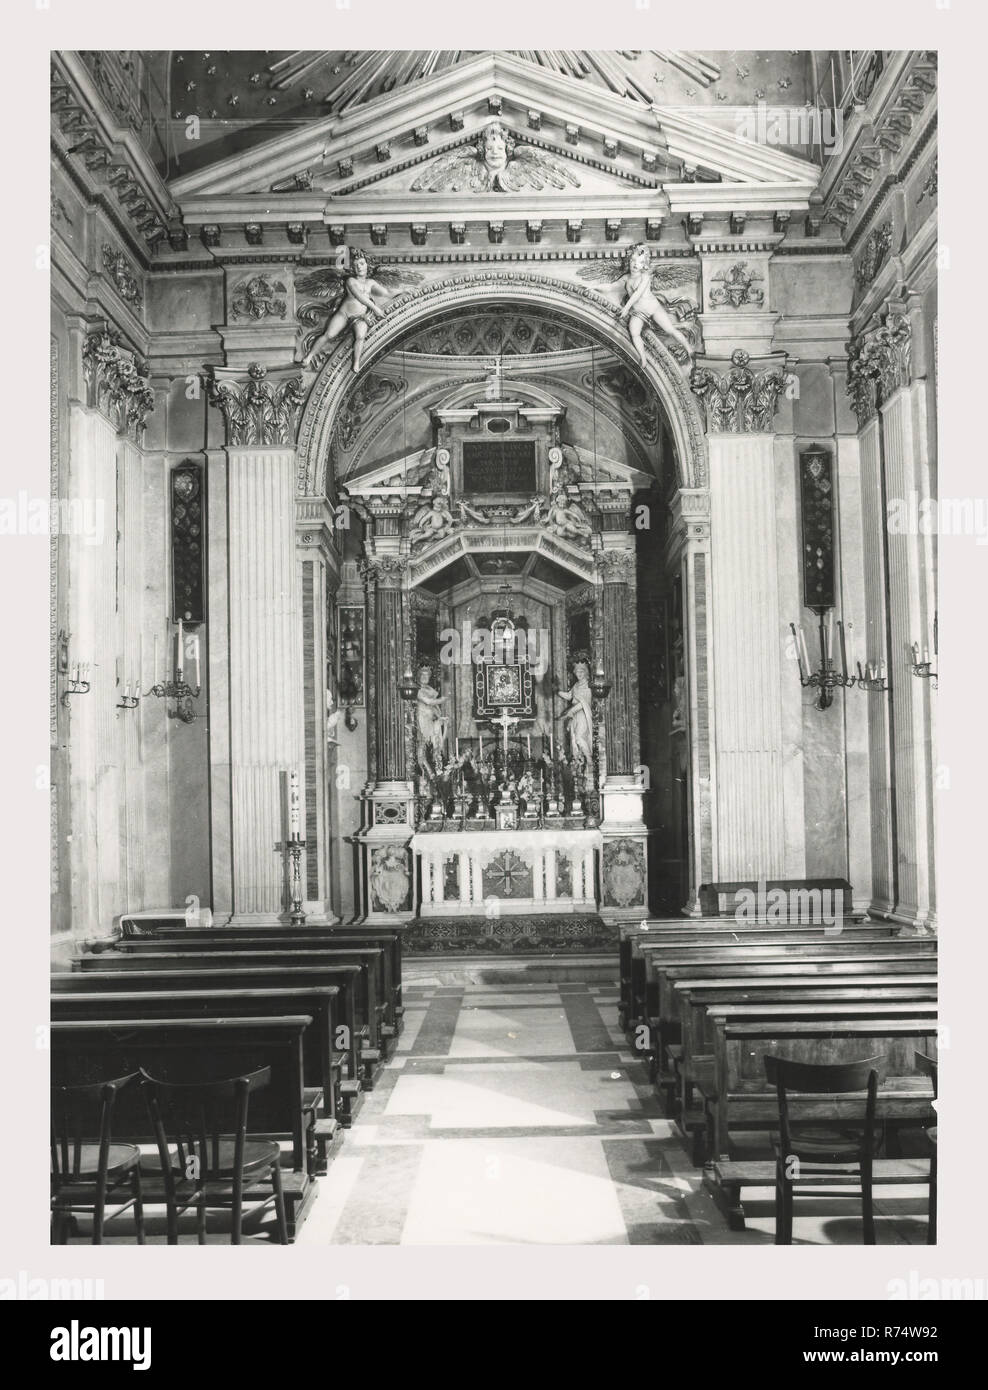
[
  {"left": 82, "top": 328, "right": 155, "bottom": 442},
  {"left": 689, "top": 349, "right": 788, "bottom": 433},
  {"left": 361, "top": 552, "right": 408, "bottom": 588},
  {"left": 206, "top": 362, "right": 305, "bottom": 448},
  {"left": 846, "top": 310, "right": 913, "bottom": 428},
  {"left": 597, "top": 548, "right": 636, "bottom": 584}
]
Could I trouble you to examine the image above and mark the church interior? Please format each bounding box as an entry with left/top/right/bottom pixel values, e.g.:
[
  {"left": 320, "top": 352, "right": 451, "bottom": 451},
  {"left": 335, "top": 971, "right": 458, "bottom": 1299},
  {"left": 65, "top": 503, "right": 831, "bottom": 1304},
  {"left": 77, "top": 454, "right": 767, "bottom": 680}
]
[{"left": 49, "top": 49, "right": 939, "bottom": 1246}]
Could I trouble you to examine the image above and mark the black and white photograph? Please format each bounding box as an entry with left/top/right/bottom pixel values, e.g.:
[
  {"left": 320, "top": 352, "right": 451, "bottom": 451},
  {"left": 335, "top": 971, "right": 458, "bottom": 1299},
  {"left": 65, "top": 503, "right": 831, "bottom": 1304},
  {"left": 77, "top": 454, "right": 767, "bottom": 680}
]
[{"left": 3, "top": 0, "right": 985, "bottom": 1336}]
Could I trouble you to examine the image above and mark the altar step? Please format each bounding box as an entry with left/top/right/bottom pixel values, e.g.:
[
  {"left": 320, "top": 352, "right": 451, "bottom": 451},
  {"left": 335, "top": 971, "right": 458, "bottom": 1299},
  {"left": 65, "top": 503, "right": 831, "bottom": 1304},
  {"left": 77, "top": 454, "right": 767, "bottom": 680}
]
[
  {"left": 405, "top": 912, "right": 618, "bottom": 958},
  {"left": 403, "top": 955, "right": 619, "bottom": 987}
]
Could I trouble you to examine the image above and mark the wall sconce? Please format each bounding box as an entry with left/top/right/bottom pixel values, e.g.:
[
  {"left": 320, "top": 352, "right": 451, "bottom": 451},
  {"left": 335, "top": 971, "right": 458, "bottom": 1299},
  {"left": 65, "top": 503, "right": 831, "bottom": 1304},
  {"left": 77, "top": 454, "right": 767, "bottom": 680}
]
[
  {"left": 116, "top": 677, "right": 141, "bottom": 711},
  {"left": 854, "top": 660, "right": 888, "bottom": 693},
  {"left": 790, "top": 611, "right": 855, "bottom": 710},
  {"left": 61, "top": 661, "right": 91, "bottom": 706},
  {"left": 910, "top": 641, "right": 938, "bottom": 688}
]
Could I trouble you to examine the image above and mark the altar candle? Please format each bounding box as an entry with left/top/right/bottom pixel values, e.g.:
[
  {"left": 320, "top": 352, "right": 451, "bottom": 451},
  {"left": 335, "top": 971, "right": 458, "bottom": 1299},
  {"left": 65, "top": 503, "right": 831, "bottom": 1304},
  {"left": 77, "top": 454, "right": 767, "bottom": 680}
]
[
  {"left": 549, "top": 733, "right": 553, "bottom": 760},
  {"left": 289, "top": 768, "right": 301, "bottom": 836},
  {"left": 455, "top": 737, "right": 459, "bottom": 757},
  {"left": 176, "top": 619, "right": 184, "bottom": 680},
  {"left": 526, "top": 735, "right": 531, "bottom": 757}
]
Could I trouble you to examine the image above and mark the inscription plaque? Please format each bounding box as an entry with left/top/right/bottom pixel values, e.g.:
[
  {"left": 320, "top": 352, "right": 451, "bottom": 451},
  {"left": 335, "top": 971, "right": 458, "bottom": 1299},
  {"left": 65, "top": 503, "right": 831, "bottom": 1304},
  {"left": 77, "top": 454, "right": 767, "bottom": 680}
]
[{"left": 461, "top": 439, "right": 537, "bottom": 495}]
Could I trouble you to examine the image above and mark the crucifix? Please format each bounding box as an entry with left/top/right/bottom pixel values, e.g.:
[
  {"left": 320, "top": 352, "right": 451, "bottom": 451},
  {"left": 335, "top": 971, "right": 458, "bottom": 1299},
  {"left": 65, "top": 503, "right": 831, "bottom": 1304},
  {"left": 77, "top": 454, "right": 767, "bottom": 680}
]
[{"left": 490, "top": 706, "right": 520, "bottom": 787}]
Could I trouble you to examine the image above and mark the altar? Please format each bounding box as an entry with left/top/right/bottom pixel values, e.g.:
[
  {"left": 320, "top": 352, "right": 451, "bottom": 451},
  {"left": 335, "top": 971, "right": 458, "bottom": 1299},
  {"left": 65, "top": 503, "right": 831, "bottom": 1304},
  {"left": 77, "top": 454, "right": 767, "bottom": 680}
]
[
  {"left": 347, "top": 371, "right": 652, "bottom": 934},
  {"left": 412, "top": 826, "right": 601, "bottom": 917}
]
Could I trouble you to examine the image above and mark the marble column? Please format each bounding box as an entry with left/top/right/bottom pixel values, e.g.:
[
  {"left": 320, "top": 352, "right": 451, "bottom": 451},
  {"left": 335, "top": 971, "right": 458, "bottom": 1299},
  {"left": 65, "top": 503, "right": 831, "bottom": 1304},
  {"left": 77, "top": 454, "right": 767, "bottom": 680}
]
[
  {"left": 206, "top": 364, "right": 306, "bottom": 923},
  {"left": 599, "top": 546, "right": 638, "bottom": 777},
  {"left": 354, "top": 547, "right": 415, "bottom": 922},
  {"left": 669, "top": 488, "right": 715, "bottom": 915}
]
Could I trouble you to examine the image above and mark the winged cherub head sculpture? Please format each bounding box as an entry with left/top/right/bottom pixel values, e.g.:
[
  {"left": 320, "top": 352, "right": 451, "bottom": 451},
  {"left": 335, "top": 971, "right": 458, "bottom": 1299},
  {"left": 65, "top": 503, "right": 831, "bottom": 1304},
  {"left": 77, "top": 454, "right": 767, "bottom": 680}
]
[{"left": 411, "top": 121, "right": 581, "bottom": 194}]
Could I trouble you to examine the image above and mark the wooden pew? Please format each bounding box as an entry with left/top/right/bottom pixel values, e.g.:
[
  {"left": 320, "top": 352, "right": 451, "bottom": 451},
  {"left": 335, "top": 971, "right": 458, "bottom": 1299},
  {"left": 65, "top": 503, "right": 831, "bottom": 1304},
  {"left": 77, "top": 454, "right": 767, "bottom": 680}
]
[
  {"left": 51, "top": 964, "right": 366, "bottom": 1113},
  {"left": 632, "top": 935, "right": 936, "bottom": 1036},
  {"left": 51, "top": 986, "right": 345, "bottom": 1166},
  {"left": 673, "top": 975, "right": 937, "bottom": 1124},
  {"left": 617, "top": 921, "right": 900, "bottom": 1027},
  {"left": 72, "top": 947, "right": 388, "bottom": 1069},
  {"left": 697, "top": 878, "right": 855, "bottom": 918},
  {"left": 634, "top": 943, "right": 937, "bottom": 1120},
  {"left": 114, "top": 924, "right": 407, "bottom": 1036},
  {"left": 51, "top": 1015, "right": 319, "bottom": 1240},
  {"left": 701, "top": 1010, "right": 938, "bottom": 1167}
]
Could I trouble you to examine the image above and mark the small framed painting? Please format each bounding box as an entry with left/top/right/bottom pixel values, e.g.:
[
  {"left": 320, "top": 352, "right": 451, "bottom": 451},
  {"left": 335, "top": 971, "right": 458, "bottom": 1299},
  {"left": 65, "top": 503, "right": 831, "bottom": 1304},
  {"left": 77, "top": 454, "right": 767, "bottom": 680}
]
[{"left": 495, "top": 804, "right": 518, "bottom": 831}]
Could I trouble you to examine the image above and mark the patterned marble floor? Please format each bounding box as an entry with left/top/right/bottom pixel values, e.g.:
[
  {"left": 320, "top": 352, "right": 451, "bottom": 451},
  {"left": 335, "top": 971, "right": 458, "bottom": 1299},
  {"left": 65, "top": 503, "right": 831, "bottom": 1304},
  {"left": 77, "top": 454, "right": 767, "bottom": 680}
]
[{"left": 298, "top": 974, "right": 931, "bottom": 1247}]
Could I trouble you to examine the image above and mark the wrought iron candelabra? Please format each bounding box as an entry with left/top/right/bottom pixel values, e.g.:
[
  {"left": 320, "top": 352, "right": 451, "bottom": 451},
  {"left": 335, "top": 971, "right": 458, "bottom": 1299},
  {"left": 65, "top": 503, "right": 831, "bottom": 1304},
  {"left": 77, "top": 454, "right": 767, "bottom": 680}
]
[
  {"left": 790, "top": 613, "right": 856, "bottom": 710},
  {"left": 910, "top": 641, "right": 938, "bottom": 689},
  {"left": 151, "top": 676, "right": 201, "bottom": 723}
]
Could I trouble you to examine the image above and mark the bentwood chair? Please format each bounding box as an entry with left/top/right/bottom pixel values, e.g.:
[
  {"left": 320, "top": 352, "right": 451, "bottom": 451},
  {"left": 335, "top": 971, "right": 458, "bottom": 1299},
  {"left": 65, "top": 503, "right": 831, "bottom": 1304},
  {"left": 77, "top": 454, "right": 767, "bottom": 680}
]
[
  {"left": 913, "top": 1050, "right": 938, "bottom": 1243},
  {"left": 51, "top": 1072, "right": 145, "bottom": 1244},
  {"left": 765, "top": 1054, "right": 886, "bottom": 1246},
  {"left": 141, "top": 1066, "right": 288, "bottom": 1244}
]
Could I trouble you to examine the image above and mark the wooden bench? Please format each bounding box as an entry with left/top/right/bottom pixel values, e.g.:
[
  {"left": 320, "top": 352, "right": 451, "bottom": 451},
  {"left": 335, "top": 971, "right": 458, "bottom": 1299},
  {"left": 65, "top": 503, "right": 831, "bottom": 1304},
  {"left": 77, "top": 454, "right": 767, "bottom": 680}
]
[
  {"left": 700, "top": 1012, "right": 938, "bottom": 1166},
  {"left": 113, "top": 924, "right": 407, "bottom": 1037},
  {"left": 52, "top": 963, "right": 367, "bottom": 1107},
  {"left": 51, "top": 986, "right": 346, "bottom": 1163},
  {"left": 72, "top": 947, "right": 388, "bottom": 1067},
  {"left": 51, "top": 1015, "right": 319, "bottom": 1240},
  {"left": 618, "top": 921, "right": 899, "bottom": 1026},
  {"left": 705, "top": 1157, "right": 932, "bottom": 1232},
  {"left": 633, "top": 936, "right": 937, "bottom": 1037},
  {"left": 671, "top": 976, "right": 937, "bottom": 1119}
]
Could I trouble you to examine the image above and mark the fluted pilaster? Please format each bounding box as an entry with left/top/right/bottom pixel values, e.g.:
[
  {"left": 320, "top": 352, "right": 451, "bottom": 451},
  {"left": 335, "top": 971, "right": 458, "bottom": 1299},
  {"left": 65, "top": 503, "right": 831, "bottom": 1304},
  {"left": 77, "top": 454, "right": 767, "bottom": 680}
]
[{"left": 227, "top": 446, "right": 304, "bottom": 919}]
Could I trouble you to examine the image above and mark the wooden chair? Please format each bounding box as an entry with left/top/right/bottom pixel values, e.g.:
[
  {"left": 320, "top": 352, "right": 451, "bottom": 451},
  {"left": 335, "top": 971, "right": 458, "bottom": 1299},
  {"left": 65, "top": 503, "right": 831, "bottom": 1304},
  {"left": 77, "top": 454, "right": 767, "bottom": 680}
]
[
  {"left": 141, "top": 1066, "right": 288, "bottom": 1245},
  {"left": 51, "top": 1072, "right": 145, "bottom": 1244},
  {"left": 914, "top": 1051, "right": 937, "bottom": 1243},
  {"left": 764, "top": 1054, "right": 886, "bottom": 1245}
]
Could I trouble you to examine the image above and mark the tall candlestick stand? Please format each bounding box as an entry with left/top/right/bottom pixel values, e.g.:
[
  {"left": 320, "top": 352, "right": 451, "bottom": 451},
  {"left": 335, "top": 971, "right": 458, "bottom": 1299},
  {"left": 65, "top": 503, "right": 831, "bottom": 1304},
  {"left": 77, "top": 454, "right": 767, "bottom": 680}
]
[{"left": 287, "top": 832, "right": 307, "bottom": 925}]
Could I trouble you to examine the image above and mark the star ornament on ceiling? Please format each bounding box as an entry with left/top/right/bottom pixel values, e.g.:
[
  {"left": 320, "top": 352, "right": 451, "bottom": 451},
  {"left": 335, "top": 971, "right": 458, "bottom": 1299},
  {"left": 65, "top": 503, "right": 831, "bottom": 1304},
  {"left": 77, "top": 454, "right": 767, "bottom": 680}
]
[{"left": 263, "top": 50, "right": 722, "bottom": 110}]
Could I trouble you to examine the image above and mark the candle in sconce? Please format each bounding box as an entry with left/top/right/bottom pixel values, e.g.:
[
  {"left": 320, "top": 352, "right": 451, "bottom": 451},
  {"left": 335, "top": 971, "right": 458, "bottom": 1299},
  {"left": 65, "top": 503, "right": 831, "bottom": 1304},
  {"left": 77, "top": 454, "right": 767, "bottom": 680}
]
[
  {"left": 856, "top": 660, "right": 865, "bottom": 682},
  {"left": 838, "top": 619, "right": 847, "bottom": 678},
  {"left": 289, "top": 768, "right": 301, "bottom": 837},
  {"left": 912, "top": 641, "right": 920, "bottom": 665},
  {"left": 798, "top": 626, "right": 811, "bottom": 675},
  {"left": 153, "top": 634, "right": 159, "bottom": 686},
  {"left": 176, "top": 619, "right": 184, "bottom": 680},
  {"left": 825, "top": 611, "right": 833, "bottom": 663}
]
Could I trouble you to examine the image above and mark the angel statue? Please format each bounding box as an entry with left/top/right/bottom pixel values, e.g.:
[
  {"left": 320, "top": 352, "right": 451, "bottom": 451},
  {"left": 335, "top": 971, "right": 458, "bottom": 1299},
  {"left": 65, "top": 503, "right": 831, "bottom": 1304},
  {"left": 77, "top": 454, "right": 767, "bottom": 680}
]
[
  {"left": 578, "top": 243, "right": 698, "bottom": 368},
  {"left": 296, "top": 250, "right": 422, "bottom": 373},
  {"left": 408, "top": 494, "right": 455, "bottom": 548},
  {"left": 558, "top": 661, "right": 594, "bottom": 779},
  {"left": 410, "top": 121, "right": 581, "bottom": 193},
  {"left": 546, "top": 488, "right": 593, "bottom": 542}
]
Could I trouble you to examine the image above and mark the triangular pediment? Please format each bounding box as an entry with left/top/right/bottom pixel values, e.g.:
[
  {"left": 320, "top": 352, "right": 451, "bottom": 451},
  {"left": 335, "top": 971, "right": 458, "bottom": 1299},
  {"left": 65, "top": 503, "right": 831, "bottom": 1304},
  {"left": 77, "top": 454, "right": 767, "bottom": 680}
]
[{"left": 171, "top": 51, "right": 820, "bottom": 213}]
